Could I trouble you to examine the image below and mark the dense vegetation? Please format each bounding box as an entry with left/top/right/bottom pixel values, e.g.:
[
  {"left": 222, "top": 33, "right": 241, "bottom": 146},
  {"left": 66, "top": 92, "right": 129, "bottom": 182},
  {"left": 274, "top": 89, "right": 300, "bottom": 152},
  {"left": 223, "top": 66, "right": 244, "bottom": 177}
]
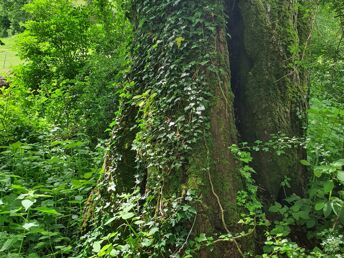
[{"left": 0, "top": 0, "right": 343, "bottom": 257}]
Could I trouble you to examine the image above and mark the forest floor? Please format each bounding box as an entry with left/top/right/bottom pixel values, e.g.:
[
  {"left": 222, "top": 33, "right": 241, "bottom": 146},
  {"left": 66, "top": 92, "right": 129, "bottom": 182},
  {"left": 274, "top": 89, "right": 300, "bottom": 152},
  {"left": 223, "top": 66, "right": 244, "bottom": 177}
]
[{"left": 0, "top": 36, "right": 21, "bottom": 75}]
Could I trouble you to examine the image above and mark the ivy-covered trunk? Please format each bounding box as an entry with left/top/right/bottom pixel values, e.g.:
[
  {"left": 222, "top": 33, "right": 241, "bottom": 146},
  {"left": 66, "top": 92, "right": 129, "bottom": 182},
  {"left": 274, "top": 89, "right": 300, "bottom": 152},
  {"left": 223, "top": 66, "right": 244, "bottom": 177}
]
[{"left": 82, "top": 0, "right": 309, "bottom": 257}]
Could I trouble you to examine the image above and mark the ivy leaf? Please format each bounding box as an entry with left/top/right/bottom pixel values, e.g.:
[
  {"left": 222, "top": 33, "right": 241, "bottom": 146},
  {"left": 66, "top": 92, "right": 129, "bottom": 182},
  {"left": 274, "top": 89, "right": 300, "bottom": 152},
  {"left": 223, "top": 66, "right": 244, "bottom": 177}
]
[
  {"left": 21, "top": 199, "right": 34, "bottom": 211},
  {"left": 195, "top": 233, "right": 207, "bottom": 242},
  {"left": 148, "top": 227, "right": 159, "bottom": 236},
  {"left": 141, "top": 238, "right": 153, "bottom": 247}
]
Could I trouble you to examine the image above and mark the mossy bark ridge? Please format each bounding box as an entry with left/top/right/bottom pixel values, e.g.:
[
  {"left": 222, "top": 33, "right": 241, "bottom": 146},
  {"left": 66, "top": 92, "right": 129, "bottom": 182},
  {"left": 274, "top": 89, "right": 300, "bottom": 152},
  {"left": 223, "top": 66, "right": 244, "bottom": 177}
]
[{"left": 228, "top": 0, "right": 308, "bottom": 202}]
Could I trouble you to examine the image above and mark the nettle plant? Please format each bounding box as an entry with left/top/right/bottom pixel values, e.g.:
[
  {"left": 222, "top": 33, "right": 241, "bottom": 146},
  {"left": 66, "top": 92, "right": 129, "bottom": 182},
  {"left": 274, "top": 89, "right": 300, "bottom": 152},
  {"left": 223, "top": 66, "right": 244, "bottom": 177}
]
[
  {"left": 0, "top": 133, "right": 103, "bottom": 257},
  {"left": 236, "top": 135, "right": 344, "bottom": 256},
  {"left": 78, "top": 187, "right": 198, "bottom": 257}
]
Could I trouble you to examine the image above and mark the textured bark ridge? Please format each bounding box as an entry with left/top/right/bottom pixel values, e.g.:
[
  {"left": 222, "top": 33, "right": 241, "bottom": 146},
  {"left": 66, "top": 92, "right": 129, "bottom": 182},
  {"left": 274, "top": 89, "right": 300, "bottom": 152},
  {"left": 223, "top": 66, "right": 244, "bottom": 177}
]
[
  {"left": 227, "top": 0, "right": 308, "bottom": 202},
  {"left": 186, "top": 17, "right": 245, "bottom": 257}
]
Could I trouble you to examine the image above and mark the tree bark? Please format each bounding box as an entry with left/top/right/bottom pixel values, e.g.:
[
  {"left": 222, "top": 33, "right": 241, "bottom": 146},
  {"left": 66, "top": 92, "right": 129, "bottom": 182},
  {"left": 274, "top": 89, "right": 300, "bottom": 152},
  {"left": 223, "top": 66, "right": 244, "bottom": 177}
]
[{"left": 228, "top": 0, "right": 308, "bottom": 203}]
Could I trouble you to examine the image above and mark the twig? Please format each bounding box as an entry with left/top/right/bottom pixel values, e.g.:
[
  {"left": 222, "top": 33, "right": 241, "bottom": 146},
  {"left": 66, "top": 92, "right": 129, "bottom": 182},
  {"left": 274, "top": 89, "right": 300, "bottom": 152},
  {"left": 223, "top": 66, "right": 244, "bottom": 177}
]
[{"left": 172, "top": 214, "right": 197, "bottom": 257}]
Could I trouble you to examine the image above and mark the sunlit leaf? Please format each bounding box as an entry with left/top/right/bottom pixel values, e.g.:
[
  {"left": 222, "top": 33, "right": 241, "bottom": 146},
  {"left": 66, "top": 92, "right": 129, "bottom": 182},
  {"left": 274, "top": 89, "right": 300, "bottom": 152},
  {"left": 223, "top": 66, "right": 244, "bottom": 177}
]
[{"left": 21, "top": 199, "right": 34, "bottom": 211}]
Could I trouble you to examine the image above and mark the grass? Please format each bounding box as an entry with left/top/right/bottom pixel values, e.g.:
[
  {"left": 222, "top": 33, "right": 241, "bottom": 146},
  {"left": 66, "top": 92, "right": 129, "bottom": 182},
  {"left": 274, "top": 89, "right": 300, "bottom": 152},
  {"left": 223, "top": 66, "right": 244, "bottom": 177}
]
[{"left": 0, "top": 35, "right": 22, "bottom": 75}]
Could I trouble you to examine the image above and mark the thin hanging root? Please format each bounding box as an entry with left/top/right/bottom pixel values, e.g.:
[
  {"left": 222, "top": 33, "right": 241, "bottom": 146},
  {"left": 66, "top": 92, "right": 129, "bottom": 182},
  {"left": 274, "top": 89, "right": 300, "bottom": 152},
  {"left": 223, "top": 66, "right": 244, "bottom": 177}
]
[
  {"left": 203, "top": 133, "right": 244, "bottom": 257},
  {"left": 207, "top": 169, "right": 245, "bottom": 258}
]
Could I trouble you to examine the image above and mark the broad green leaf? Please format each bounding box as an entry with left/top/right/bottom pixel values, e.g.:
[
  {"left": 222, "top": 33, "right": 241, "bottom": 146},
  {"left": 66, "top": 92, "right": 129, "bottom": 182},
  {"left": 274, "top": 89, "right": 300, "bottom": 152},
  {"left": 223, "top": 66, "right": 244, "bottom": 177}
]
[
  {"left": 98, "top": 244, "right": 112, "bottom": 257},
  {"left": 83, "top": 172, "right": 93, "bottom": 179},
  {"left": 314, "top": 167, "right": 322, "bottom": 177},
  {"left": 75, "top": 195, "right": 83, "bottom": 201},
  {"left": 104, "top": 217, "right": 116, "bottom": 226},
  {"left": 333, "top": 159, "right": 344, "bottom": 169},
  {"left": 315, "top": 201, "right": 325, "bottom": 211},
  {"left": 323, "top": 202, "right": 332, "bottom": 217},
  {"left": 324, "top": 180, "right": 334, "bottom": 193},
  {"left": 337, "top": 171, "right": 344, "bottom": 184},
  {"left": 22, "top": 199, "right": 34, "bottom": 211},
  {"left": 120, "top": 212, "right": 135, "bottom": 220},
  {"left": 23, "top": 222, "right": 38, "bottom": 230},
  {"left": 306, "top": 219, "right": 316, "bottom": 228},
  {"left": 92, "top": 241, "right": 102, "bottom": 253},
  {"left": 300, "top": 160, "right": 310, "bottom": 166},
  {"left": 35, "top": 207, "right": 60, "bottom": 215},
  {"left": 0, "top": 238, "right": 18, "bottom": 252}
]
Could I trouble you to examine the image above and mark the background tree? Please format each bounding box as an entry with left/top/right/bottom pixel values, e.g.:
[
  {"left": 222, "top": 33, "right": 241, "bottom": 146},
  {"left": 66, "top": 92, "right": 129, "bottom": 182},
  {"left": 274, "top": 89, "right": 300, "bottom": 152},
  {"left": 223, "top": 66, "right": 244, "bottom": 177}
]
[
  {"left": 14, "top": 0, "right": 132, "bottom": 142},
  {"left": 0, "top": 0, "right": 30, "bottom": 37}
]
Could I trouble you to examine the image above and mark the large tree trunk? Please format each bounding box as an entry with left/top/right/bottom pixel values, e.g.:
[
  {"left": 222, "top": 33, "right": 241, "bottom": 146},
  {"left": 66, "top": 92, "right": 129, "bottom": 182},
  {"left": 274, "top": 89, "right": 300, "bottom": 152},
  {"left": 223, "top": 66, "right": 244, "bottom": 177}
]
[
  {"left": 128, "top": 1, "right": 249, "bottom": 256},
  {"left": 83, "top": 0, "right": 309, "bottom": 257}
]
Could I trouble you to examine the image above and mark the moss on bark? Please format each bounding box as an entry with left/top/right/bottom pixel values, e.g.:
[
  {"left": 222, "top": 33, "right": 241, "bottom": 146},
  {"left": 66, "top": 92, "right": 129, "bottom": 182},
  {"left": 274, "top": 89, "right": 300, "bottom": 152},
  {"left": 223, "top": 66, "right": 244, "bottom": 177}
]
[{"left": 228, "top": 0, "right": 308, "bottom": 202}]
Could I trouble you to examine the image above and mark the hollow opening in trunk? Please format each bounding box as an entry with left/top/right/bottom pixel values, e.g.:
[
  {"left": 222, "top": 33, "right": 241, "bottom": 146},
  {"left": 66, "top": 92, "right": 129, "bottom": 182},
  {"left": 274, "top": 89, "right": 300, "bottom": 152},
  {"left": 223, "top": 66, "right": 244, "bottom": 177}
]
[{"left": 226, "top": 0, "right": 253, "bottom": 141}]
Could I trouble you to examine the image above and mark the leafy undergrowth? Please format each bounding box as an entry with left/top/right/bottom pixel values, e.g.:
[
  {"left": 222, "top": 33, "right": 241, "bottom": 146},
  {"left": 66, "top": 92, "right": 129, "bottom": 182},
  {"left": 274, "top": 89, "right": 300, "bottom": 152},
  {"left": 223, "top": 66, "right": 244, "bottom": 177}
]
[{"left": 0, "top": 137, "right": 103, "bottom": 257}]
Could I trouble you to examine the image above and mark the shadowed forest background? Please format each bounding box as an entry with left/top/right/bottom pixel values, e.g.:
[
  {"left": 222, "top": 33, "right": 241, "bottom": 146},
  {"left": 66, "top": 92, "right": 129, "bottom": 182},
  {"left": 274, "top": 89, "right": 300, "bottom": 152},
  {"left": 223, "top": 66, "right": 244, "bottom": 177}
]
[{"left": 0, "top": 0, "right": 343, "bottom": 257}]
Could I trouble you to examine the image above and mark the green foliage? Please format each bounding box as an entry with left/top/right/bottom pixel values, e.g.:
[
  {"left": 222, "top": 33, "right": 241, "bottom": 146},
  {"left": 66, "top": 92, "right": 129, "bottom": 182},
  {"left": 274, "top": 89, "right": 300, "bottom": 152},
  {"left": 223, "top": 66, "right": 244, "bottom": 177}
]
[
  {"left": 78, "top": 188, "right": 198, "bottom": 257},
  {"left": 0, "top": 0, "right": 130, "bottom": 257},
  {"left": 129, "top": 0, "right": 224, "bottom": 170},
  {"left": 13, "top": 0, "right": 132, "bottom": 141},
  {"left": 0, "top": 84, "right": 48, "bottom": 146},
  {"left": 258, "top": 5, "right": 344, "bottom": 256},
  {"left": 0, "top": 134, "right": 103, "bottom": 257}
]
